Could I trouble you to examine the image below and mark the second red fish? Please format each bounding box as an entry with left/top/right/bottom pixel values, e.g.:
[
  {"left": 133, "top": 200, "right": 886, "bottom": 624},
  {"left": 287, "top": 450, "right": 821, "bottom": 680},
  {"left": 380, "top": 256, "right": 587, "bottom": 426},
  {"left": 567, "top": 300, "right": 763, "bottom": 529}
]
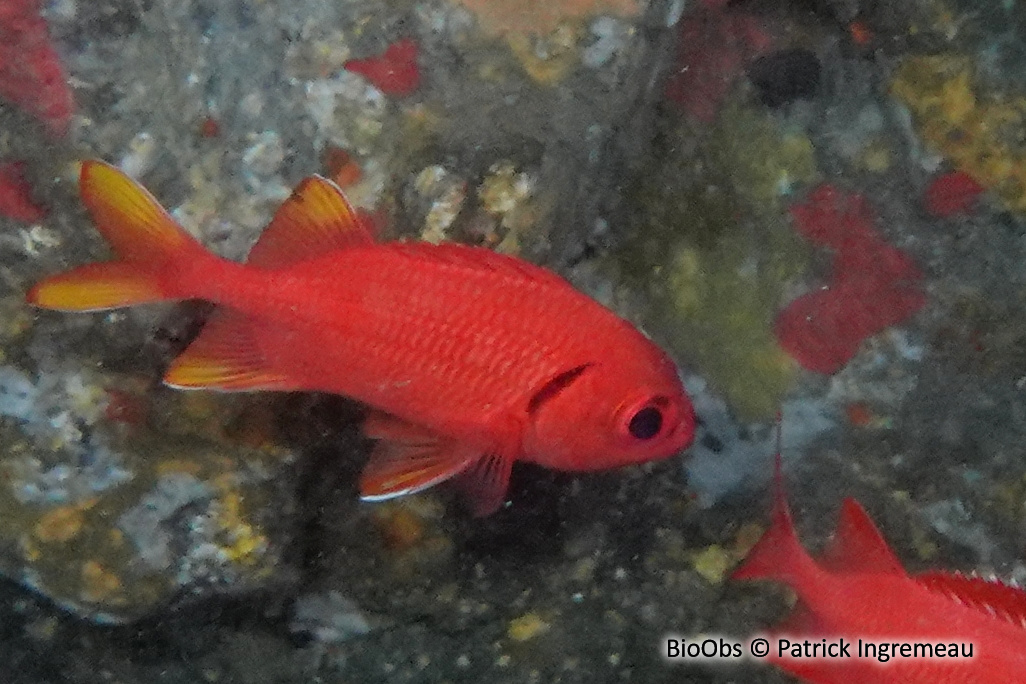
[{"left": 733, "top": 466, "right": 1026, "bottom": 682}]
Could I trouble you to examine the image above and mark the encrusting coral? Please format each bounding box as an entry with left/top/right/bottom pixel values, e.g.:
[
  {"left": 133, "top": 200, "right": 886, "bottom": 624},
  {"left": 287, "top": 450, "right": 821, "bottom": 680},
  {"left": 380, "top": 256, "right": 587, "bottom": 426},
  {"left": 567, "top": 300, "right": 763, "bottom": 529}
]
[{"left": 891, "top": 54, "right": 1026, "bottom": 214}]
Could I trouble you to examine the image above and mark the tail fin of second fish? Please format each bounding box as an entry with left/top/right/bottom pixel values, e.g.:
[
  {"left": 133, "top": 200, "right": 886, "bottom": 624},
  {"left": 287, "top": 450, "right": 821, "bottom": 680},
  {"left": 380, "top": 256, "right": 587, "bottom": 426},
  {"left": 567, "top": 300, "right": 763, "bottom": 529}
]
[{"left": 27, "top": 160, "right": 216, "bottom": 311}]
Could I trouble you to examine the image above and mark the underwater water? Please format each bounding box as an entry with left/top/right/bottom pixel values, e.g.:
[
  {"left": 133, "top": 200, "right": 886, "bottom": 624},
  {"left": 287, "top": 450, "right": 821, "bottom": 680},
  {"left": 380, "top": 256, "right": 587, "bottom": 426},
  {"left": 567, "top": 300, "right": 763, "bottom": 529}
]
[{"left": 2, "top": 0, "right": 1026, "bottom": 681}]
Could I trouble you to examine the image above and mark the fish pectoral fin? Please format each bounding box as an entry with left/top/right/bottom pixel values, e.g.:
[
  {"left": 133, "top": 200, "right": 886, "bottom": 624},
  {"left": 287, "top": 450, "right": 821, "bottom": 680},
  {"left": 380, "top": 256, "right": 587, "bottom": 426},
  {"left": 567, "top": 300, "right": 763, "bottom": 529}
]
[
  {"left": 246, "top": 175, "right": 373, "bottom": 268},
  {"left": 450, "top": 452, "right": 514, "bottom": 517},
  {"left": 359, "top": 436, "right": 480, "bottom": 502},
  {"left": 819, "top": 497, "right": 905, "bottom": 576},
  {"left": 164, "top": 307, "right": 300, "bottom": 391}
]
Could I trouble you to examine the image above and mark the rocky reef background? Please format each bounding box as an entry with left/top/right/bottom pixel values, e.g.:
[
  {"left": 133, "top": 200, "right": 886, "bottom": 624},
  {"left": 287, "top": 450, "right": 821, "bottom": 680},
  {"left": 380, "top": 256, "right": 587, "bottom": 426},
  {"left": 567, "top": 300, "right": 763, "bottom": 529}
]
[{"left": 3, "top": 0, "right": 1026, "bottom": 682}]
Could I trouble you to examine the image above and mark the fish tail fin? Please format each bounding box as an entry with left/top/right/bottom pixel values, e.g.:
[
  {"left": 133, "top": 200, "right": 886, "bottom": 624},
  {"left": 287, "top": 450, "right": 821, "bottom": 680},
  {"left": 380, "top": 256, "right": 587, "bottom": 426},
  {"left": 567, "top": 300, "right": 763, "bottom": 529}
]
[
  {"left": 27, "top": 160, "right": 216, "bottom": 311},
  {"left": 731, "top": 423, "right": 819, "bottom": 589}
]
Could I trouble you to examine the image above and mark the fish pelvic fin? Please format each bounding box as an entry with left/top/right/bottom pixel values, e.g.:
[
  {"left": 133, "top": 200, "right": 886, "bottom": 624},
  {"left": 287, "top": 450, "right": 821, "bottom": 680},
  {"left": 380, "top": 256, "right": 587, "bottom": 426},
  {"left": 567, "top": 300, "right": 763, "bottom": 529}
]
[
  {"left": 359, "top": 436, "right": 480, "bottom": 504},
  {"left": 27, "top": 160, "right": 214, "bottom": 311},
  {"left": 246, "top": 174, "right": 374, "bottom": 268},
  {"left": 450, "top": 451, "right": 514, "bottom": 517},
  {"left": 359, "top": 411, "right": 516, "bottom": 516}
]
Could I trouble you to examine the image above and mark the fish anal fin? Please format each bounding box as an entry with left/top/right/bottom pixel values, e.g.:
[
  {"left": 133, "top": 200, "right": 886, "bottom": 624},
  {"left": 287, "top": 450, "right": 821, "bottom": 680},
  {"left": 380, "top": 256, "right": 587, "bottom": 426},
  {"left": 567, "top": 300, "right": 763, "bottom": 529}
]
[
  {"left": 917, "top": 570, "right": 1026, "bottom": 631},
  {"left": 359, "top": 433, "right": 479, "bottom": 502},
  {"left": 164, "top": 308, "right": 299, "bottom": 391},
  {"left": 247, "top": 175, "right": 373, "bottom": 268},
  {"left": 450, "top": 452, "right": 514, "bottom": 517},
  {"left": 819, "top": 498, "right": 906, "bottom": 576},
  {"left": 27, "top": 262, "right": 165, "bottom": 311}
]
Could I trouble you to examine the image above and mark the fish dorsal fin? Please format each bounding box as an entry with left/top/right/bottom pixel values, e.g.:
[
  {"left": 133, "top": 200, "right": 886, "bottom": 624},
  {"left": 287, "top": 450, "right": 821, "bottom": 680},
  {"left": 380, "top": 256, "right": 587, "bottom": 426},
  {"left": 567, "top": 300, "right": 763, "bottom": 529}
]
[
  {"left": 917, "top": 571, "right": 1026, "bottom": 631},
  {"left": 163, "top": 308, "right": 300, "bottom": 391},
  {"left": 359, "top": 413, "right": 479, "bottom": 502},
  {"left": 731, "top": 451, "right": 818, "bottom": 587},
  {"left": 450, "top": 452, "right": 514, "bottom": 517},
  {"left": 246, "top": 175, "right": 373, "bottom": 268},
  {"left": 819, "top": 498, "right": 906, "bottom": 576}
]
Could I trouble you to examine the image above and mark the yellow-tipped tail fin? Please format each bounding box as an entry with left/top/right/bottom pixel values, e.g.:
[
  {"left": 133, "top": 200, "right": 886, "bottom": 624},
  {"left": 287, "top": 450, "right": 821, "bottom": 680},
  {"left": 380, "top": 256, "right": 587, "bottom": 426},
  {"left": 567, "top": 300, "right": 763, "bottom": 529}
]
[
  {"left": 27, "top": 160, "right": 214, "bottom": 312},
  {"left": 26, "top": 262, "right": 165, "bottom": 311},
  {"left": 79, "top": 160, "right": 205, "bottom": 265}
]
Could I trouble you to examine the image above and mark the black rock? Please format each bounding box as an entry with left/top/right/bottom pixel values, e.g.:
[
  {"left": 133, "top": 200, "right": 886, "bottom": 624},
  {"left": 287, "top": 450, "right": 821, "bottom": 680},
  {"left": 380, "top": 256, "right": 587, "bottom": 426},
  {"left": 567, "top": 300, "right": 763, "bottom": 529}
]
[{"left": 747, "top": 47, "right": 822, "bottom": 108}]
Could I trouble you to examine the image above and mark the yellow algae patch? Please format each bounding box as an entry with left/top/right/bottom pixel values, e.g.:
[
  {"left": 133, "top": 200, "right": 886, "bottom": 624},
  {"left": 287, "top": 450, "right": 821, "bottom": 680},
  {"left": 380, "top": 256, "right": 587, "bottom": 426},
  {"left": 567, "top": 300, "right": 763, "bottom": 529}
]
[
  {"left": 372, "top": 503, "right": 427, "bottom": 551},
  {"left": 369, "top": 498, "right": 455, "bottom": 581},
  {"left": 20, "top": 536, "right": 41, "bottom": 563},
  {"left": 34, "top": 506, "right": 86, "bottom": 543},
  {"left": 80, "top": 560, "right": 123, "bottom": 604},
  {"left": 212, "top": 491, "right": 268, "bottom": 565},
  {"left": 690, "top": 545, "right": 732, "bottom": 585},
  {"left": 858, "top": 138, "right": 894, "bottom": 173},
  {"left": 451, "top": 0, "right": 641, "bottom": 38},
  {"left": 506, "top": 22, "right": 583, "bottom": 86},
  {"left": 664, "top": 240, "right": 800, "bottom": 420},
  {"left": 508, "top": 612, "right": 552, "bottom": 642},
  {"left": 155, "top": 458, "right": 205, "bottom": 478},
  {"left": 891, "top": 54, "right": 1026, "bottom": 213},
  {"left": 707, "top": 105, "right": 819, "bottom": 212},
  {"left": 692, "top": 523, "right": 768, "bottom": 584},
  {"left": 732, "top": 522, "right": 765, "bottom": 558},
  {"left": 620, "top": 105, "right": 814, "bottom": 420}
]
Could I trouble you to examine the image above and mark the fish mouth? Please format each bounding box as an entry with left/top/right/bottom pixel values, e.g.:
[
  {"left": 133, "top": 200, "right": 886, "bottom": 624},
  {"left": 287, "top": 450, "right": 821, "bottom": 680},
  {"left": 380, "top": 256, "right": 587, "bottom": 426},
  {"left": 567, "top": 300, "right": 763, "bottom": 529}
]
[{"left": 668, "top": 406, "right": 698, "bottom": 455}]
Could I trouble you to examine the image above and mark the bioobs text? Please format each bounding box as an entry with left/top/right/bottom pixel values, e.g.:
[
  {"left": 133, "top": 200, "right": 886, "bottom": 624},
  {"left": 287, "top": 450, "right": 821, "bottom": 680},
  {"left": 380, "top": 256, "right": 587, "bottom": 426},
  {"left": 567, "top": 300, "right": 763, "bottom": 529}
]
[{"left": 664, "top": 636, "right": 744, "bottom": 662}]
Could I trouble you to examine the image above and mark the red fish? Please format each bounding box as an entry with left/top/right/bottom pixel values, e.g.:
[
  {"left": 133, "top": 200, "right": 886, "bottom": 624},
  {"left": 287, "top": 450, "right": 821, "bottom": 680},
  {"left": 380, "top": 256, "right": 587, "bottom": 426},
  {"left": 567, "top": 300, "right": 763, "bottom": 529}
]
[
  {"left": 733, "top": 464, "right": 1026, "bottom": 682},
  {"left": 27, "top": 161, "right": 695, "bottom": 515}
]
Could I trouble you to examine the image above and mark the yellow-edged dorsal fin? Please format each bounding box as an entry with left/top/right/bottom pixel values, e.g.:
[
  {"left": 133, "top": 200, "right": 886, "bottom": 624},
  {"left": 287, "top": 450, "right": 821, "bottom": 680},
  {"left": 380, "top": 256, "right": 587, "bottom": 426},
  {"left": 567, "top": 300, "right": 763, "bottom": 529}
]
[{"left": 246, "top": 175, "right": 373, "bottom": 268}]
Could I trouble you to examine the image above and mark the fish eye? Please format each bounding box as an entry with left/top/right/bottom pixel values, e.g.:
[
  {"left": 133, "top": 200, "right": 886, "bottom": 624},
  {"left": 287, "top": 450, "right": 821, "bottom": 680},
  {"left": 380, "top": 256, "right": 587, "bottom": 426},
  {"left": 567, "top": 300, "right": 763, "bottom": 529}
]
[{"left": 627, "top": 406, "right": 663, "bottom": 440}]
